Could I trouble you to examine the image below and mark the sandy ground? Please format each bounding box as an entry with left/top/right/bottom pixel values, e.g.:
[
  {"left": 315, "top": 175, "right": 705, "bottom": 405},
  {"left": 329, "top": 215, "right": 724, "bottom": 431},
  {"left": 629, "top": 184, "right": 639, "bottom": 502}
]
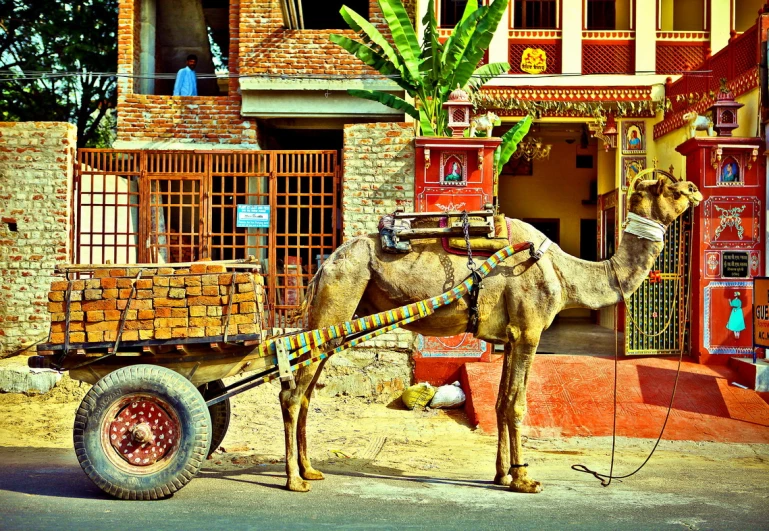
[{"left": 1, "top": 373, "right": 768, "bottom": 492}]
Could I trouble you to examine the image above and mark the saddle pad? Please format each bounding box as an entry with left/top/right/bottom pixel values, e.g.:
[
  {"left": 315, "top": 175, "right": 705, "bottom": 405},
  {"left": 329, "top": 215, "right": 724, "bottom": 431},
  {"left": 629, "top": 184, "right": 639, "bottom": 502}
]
[{"left": 443, "top": 215, "right": 511, "bottom": 256}]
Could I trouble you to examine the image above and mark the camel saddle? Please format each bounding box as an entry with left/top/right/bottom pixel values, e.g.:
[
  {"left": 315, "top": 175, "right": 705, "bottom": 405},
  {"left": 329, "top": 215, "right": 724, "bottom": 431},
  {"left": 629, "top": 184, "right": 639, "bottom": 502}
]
[{"left": 378, "top": 208, "right": 510, "bottom": 256}]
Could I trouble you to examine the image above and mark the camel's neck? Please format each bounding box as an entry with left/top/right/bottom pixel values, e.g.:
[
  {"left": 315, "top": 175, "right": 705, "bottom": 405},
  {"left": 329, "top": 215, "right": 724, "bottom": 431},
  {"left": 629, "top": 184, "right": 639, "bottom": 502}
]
[{"left": 558, "top": 231, "right": 664, "bottom": 310}]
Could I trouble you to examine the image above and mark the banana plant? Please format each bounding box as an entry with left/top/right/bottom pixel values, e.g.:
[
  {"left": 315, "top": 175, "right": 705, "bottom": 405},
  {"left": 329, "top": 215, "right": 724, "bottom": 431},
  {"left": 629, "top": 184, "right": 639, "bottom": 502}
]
[
  {"left": 330, "top": 0, "right": 510, "bottom": 137},
  {"left": 494, "top": 115, "right": 532, "bottom": 178}
]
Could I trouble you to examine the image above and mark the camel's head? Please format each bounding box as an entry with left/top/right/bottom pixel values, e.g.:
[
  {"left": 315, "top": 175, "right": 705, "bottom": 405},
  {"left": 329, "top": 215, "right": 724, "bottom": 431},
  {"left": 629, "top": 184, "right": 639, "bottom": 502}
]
[{"left": 628, "top": 177, "right": 703, "bottom": 226}]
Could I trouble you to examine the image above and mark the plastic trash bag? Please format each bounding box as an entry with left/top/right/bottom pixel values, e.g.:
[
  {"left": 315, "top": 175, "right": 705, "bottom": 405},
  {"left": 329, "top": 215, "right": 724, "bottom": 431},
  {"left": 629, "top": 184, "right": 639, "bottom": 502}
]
[
  {"left": 401, "top": 382, "right": 436, "bottom": 410},
  {"left": 429, "top": 381, "right": 466, "bottom": 409}
]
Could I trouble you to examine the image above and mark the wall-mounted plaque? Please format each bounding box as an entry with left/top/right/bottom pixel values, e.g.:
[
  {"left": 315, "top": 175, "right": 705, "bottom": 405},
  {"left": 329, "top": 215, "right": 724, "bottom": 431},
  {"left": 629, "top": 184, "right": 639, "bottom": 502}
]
[{"left": 722, "top": 251, "right": 749, "bottom": 278}]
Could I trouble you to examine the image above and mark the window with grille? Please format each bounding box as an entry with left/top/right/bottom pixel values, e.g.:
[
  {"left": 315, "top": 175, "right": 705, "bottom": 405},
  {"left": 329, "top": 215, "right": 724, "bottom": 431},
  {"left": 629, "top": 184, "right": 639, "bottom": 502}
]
[
  {"left": 441, "top": 0, "right": 469, "bottom": 27},
  {"left": 513, "top": 0, "right": 557, "bottom": 29},
  {"left": 586, "top": 0, "right": 616, "bottom": 30}
]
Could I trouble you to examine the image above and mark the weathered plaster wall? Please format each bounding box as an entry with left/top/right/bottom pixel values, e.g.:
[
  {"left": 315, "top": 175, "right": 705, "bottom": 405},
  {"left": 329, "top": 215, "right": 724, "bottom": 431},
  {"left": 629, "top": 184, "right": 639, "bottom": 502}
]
[{"left": 0, "top": 123, "right": 75, "bottom": 357}]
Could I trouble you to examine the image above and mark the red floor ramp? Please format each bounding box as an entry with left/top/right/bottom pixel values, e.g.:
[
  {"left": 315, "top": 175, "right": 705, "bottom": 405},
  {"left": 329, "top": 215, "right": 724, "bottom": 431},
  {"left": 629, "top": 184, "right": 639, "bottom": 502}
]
[{"left": 461, "top": 355, "right": 769, "bottom": 443}]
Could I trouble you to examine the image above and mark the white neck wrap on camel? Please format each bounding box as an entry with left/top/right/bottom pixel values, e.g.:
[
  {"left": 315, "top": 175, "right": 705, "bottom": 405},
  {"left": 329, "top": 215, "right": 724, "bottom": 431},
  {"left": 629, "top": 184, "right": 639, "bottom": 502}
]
[{"left": 624, "top": 212, "right": 666, "bottom": 242}]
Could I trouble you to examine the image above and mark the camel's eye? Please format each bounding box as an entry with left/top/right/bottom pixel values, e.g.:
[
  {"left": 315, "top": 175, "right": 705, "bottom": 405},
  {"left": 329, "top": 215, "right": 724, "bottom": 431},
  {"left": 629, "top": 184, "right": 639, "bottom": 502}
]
[{"left": 688, "top": 185, "right": 694, "bottom": 193}]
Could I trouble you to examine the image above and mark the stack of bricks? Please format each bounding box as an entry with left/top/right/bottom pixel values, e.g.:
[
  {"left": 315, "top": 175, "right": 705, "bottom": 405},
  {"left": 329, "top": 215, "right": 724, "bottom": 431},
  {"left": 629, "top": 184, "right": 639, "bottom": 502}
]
[{"left": 46, "top": 263, "right": 264, "bottom": 345}]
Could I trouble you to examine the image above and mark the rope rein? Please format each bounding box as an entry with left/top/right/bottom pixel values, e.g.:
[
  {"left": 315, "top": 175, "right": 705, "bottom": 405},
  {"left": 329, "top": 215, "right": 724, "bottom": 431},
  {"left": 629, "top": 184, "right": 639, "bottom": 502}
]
[{"left": 572, "top": 214, "right": 690, "bottom": 487}]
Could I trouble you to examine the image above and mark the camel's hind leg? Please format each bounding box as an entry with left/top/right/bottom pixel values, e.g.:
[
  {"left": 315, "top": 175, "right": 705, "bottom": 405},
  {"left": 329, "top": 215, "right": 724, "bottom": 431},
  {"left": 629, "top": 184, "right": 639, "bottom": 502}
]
[
  {"left": 494, "top": 326, "right": 542, "bottom": 493},
  {"left": 280, "top": 246, "right": 371, "bottom": 492}
]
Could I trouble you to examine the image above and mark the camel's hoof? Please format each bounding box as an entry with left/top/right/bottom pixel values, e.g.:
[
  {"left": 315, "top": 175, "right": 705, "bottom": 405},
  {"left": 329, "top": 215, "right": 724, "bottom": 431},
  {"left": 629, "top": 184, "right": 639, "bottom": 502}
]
[
  {"left": 286, "top": 478, "right": 312, "bottom": 492},
  {"left": 302, "top": 468, "right": 325, "bottom": 481},
  {"left": 509, "top": 478, "right": 543, "bottom": 494},
  {"left": 494, "top": 473, "right": 512, "bottom": 486}
]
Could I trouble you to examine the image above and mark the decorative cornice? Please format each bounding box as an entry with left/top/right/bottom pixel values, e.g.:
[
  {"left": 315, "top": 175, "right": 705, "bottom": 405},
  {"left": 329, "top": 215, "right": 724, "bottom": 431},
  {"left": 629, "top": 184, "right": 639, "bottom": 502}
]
[
  {"left": 479, "top": 86, "right": 654, "bottom": 102},
  {"left": 653, "top": 69, "right": 759, "bottom": 139},
  {"left": 655, "top": 31, "right": 710, "bottom": 41},
  {"left": 582, "top": 30, "right": 635, "bottom": 40},
  {"left": 508, "top": 29, "right": 561, "bottom": 39}
]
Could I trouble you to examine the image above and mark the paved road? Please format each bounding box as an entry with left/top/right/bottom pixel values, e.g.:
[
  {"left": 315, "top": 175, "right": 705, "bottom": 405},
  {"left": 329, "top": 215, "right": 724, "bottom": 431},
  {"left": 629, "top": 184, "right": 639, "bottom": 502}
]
[{"left": 1, "top": 446, "right": 767, "bottom": 530}]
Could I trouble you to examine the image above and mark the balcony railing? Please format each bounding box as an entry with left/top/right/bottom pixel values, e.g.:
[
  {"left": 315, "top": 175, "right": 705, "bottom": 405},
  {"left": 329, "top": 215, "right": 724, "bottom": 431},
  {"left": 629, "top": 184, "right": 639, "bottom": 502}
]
[
  {"left": 655, "top": 31, "right": 710, "bottom": 75},
  {"left": 582, "top": 30, "right": 635, "bottom": 75}
]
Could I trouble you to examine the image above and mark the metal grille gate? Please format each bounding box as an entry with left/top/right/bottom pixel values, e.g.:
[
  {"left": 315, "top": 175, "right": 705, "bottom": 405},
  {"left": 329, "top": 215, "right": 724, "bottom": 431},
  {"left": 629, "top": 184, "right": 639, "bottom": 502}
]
[
  {"left": 74, "top": 149, "right": 339, "bottom": 327},
  {"left": 625, "top": 168, "right": 693, "bottom": 356}
]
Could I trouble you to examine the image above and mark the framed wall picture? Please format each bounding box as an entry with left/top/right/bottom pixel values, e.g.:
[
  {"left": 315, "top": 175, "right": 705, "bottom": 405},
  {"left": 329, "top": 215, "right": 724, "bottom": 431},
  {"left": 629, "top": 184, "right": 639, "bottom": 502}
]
[
  {"left": 622, "top": 156, "right": 646, "bottom": 189},
  {"left": 502, "top": 157, "right": 533, "bottom": 176},
  {"left": 621, "top": 121, "right": 646, "bottom": 154},
  {"left": 717, "top": 156, "right": 742, "bottom": 186},
  {"left": 439, "top": 152, "right": 468, "bottom": 186}
]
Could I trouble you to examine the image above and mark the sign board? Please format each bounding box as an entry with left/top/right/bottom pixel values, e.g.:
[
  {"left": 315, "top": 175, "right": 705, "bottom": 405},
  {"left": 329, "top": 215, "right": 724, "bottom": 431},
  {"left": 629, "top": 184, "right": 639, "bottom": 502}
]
[
  {"left": 723, "top": 251, "right": 750, "bottom": 278},
  {"left": 236, "top": 204, "right": 270, "bottom": 228},
  {"left": 753, "top": 277, "right": 769, "bottom": 348}
]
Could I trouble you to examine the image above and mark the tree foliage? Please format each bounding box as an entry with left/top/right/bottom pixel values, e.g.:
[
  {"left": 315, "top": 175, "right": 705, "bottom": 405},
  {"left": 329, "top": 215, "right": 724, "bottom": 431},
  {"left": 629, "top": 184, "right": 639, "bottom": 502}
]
[{"left": 0, "top": 0, "right": 117, "bottom": 147}]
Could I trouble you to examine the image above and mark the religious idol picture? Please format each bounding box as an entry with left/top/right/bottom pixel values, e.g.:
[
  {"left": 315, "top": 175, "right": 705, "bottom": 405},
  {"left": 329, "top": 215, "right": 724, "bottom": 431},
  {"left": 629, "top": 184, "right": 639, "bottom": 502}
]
[
  {"left": 718, "top": 156, "right": 741, "bottom": 185},
  {"left": 440, "top": 153, "right": 467, "bottom": 186},
  {"left": 621, "top": 121, "right": 646, "bottom": 154}
]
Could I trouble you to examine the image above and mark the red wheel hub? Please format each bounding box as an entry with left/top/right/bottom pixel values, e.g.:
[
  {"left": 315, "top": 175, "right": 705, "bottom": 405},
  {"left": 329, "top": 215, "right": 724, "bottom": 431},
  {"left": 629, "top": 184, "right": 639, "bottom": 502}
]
[{"left": 109, "top": 399, "right": 179, "bottom": 466}]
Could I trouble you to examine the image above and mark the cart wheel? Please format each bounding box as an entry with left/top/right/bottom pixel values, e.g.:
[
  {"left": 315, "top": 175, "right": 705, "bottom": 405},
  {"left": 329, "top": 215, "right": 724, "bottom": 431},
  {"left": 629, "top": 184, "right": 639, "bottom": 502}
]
[
  {"left": 73, "top": 365, "right": 212, "bottom": 500},
  {"left": 198, "top": 379, "right": 231, "bottom": 457}
]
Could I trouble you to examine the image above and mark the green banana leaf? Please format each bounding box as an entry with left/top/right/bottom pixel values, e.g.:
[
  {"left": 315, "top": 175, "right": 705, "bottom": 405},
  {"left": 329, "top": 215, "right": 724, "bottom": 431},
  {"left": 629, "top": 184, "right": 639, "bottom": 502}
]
[
  {"left": 448, "top": 0, "right": 508, "bottom": 90},
  {"left": 494, "top": 116, "right": 533, "bottom": 178},
  {"left": 467, "top": 62, "right": 510, "bottom": 92},
  {"left": 377, "top": 0, "right": 421, "bottom": 81},
  {"left": 419, "top": 1, "right": 442, "bottom": 85},
  {"left": 339, "top": 6, "right": 404, "bottom": 78},
  {"left": 329, "top": 35, "right": 417, "bottom": 94}
]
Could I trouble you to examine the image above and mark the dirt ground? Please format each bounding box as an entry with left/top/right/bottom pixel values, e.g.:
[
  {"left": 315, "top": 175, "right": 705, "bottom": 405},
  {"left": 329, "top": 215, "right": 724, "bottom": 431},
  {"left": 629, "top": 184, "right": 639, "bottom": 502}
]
[{"left": 1, "top": 373, "right": 768, "bottom": 490}]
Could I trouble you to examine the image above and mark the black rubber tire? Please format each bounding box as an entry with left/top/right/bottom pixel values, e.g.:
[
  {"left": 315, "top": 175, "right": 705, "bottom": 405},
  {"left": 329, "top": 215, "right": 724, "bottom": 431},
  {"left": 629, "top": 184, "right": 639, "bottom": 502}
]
[
  {"left": 198, "top": 379, "right": 231, "bottom": 457},
  {"left": 73, "top": 365, "right": 212, "bottom": 500}
]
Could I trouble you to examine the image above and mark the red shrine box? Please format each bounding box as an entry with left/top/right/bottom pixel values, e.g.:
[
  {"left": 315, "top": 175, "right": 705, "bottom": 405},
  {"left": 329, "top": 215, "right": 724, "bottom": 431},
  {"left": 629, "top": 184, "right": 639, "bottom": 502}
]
[
  {"left": 412, "top": 136, "right": 502, "bottom": 384},
  {"left": 677, "top": 137, "right": 765, "bottom": 364},
  {"left": 414, "top": 137, "right": 501, "bottom": 212}
]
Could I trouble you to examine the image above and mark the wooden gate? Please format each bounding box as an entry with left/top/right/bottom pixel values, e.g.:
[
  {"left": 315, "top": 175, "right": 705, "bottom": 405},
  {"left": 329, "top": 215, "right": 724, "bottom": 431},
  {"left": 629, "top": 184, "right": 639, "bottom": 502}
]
[
  {"left": 625, "top": 168, "right": 693, "bottom": 356},
  {"left": 74, "top": 149, "right": 339, "bottom": 327}
]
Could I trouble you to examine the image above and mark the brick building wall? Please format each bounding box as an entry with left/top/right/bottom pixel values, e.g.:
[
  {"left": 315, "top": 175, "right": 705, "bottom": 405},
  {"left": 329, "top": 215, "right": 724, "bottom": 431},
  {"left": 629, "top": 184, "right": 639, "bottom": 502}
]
[
  {"left": 317, "top": 122, "right": 416, "bottom": 400},
  {"left": 116, "top": 0, "right": 253, "bottom": 146},
  {"left": 0, "top": 123, "right": 76, "bottom": 357}
]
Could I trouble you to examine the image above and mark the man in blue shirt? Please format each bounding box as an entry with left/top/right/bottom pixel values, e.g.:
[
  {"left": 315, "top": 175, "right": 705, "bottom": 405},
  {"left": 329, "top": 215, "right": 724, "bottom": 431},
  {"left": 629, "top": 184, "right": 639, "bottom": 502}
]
[{"left": 173, "top": 54, "right": 198, "bottom": 96}]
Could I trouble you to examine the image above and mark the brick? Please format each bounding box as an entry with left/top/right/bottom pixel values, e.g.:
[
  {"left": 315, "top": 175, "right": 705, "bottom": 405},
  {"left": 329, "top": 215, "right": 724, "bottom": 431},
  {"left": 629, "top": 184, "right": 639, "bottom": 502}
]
[
  {"left": 235, "top": 273, "right": 251, "bottom": 283},
  {"left": 222, "top": 303, "right": 238, "bottom": 315},
  {"left": 202, "top": 274, "right": 219, "bottom": 286},
  {"left": 155, "top": 307, "right": 172, "bottom": 318},
  {"left": 207, "top": 306, "right": 223, "bottom": 317},
  {"left": 154, "top": 297, "right": 187, "bottom": 308},
  {"left": 240, "top": 301, "right": 257, "bottom": 314},
  {"left": 50, "top": 333, "right": 65, "bottom": 344},
  {"left": 237, "top": 282, "right": 254, "bottom": 293},
  {"left": 174, "top": 269, "right": 190, "bottom": 275},
  {"left": 169, "top": 277, "right": 185, "bottom": 288},
  {"left": 154, "top": 328, "right": 172, "bottom": 340},
  {"left": 93, "top": 270, "right": 109, "bottom": 279},
  {"left": 118, "top": 288, "right": 133, "bottom": 298},
  {"left": 206, "top": 326, "right": 224, "bottom": 337},
  {"left": 104, "top": 310, "right": 123, "bottom": 321},
  {"left": 104, "top": 330, "right": 118, "bottom": 342},
  {"left": 85, "top": 279, "right": 101, "bottom": 289},
  {"left": 171, "top": 328, "right": 189, "bottom": 338},
  {"left": 130, "top": 299, "right": 153, "bottom": 311},
  {"left": 121, "top": 330, "right": 139, "bottom": 341},
  {"left": 187, "top": 296, "right": 221, "bottom": 306},
  {"left": 71, "top": 280, "right": 86, "bottom": 291},
  {"left": 109, "top": 269, "right": 127, "bottom": 277},
  {"left": 124, "top": 320, "right": 154, "bottom": 330},
  {"left": 84, "top": 289, "right": 103, "bottom": 300},
  {"left": 186, "top": 286, "right": 202, "bottom": 296},
  {"left": 168, "top": 287, "right": 186, "bottom": 299},
  {"left": 139, "top": 329, "right": 154, "bottom": 340},
  {"left": 136, "top": 290, "right": 153, "bottom": 299},
  {"left": 46, "top": 291, "right": 65, "bottom": 302},
  {"left": 238, "top": 323, "right": 257, "bottom": 335},
  {"left": 189, "top": 306, "right": 207, "bottom": 317},
  {"left": 102, "top": 289, "right": 119, "bottom": 300},
  {"left": 190, "top": 317, "right": 222, "bottom": 327},
  {"left": 202, "top": 285, "right": 219, "bottom": 296},
  {"left": 152, "top": 286, "right": 170, "bottom": 298},
  {"left": 229, "top": 314, "right": 253, "bottom": 325},
  {"left": 87, "top": 331, "right": 104, "bottom": 342},
  {"left": 170, "top": 308, "right": 188, "bottom": 318},
  {"left": 50, "top": 313, "right": 67, "bottom": 322},
  {"left": 154, "top": 317, "right": 187, "bottom": 328},
  {"left": 157, "top": 268, "right": 175, "bottom": 275},
  {"left": 138, "top": 310, "right": 155, "bottom": 320},
  {"left": 190, "top": 263, "right": 208, "bottom": 274},
  {"left": 218, "top": 274, "right": 233, "bottom": 285},
  {"left": 86, "top": 311, "right": 105, "bottom": 322},
  {"left": 100, "top": 278, "right": 117, "bottom": 289},
  {"left": 233, "top": 292, "right": 255, "bottom": 303},
  {"left": 81, "top": 299, "right": 117, "bottom": 311},
  {"left": 135, "top": 279, "right": 153, "bottom": 289},
  {"left": 154, "top": 276, "right": 170, "bottom": 287},
  {"left": 50, "top": 281, "right": 69, "bottom": 291},
  {"left": 206, "top": 265, "right": 226, "bottom": 273},
  {"left": 184, "top": 276, "right": 201, "bottom": 287},
  {"left": 187, "top": 327, "right": 206, "bottom": 338},
  {"left": 69, "top": 332, "right": 86, "bottom": 343},
  {"left": 116, "top": 278, "right": 134, "bottom": 289},
  {"left": 85, "top": 321, "right": 119, "bottom": 332}
]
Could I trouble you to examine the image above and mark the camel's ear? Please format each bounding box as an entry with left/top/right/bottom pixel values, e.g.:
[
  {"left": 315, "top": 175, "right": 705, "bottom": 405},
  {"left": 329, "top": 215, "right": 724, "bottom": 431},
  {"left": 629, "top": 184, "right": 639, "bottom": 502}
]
[{"left": 655, "top": 177, "right": 666, "bottom": 195}]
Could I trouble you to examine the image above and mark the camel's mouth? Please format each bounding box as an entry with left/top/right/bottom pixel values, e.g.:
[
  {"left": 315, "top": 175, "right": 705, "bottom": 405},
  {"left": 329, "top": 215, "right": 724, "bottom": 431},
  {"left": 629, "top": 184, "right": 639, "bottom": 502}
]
[{"left": 690, "top": 191, "right": 703, "bottom": 207}]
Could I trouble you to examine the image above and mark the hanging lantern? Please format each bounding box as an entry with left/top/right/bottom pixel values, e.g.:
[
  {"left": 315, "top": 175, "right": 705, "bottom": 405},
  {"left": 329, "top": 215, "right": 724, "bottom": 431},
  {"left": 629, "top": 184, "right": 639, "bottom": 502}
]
[{"left": 443, "top": 85, "right": 473, "bottom": 138}]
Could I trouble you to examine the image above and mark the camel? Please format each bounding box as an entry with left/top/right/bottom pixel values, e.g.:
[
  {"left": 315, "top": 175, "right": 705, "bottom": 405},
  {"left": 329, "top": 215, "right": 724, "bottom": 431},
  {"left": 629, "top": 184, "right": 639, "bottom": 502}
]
[{"left": 279, "top": 176, "right": 702, "bottom": 493}]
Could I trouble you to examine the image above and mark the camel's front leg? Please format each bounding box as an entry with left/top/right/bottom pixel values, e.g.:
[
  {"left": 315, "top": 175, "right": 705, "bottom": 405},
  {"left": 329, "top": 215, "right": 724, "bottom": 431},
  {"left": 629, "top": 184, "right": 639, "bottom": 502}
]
[
  {"left": 296, "top": 357, "right": 328, "bottom": 481},
  {"left": 495, "top": 328, "right": 542, "bottom": 493},
  {"left": 280, "top": 364, "right": 323, "bottom": 492}
]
